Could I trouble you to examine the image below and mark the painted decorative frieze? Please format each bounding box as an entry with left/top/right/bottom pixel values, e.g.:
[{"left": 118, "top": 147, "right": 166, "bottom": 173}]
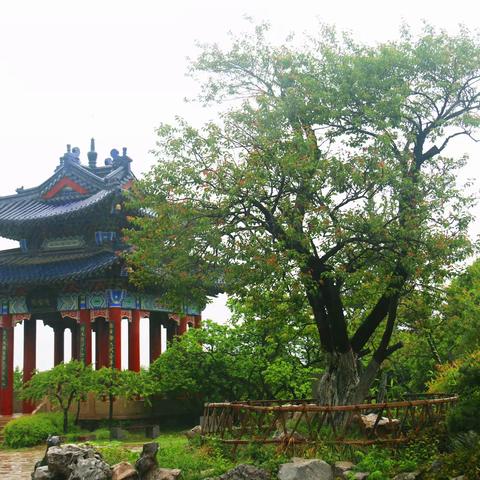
[
  {"left": 107, "top": 289, "right": 125, "bottom": 307},
  {"left": 86, "top": 292, "right": 107, "bottom": 310},
  {"left": 121, "top": 292, "right": 137, "bottom": 309},
  {"left": 57, "top": 294, "right": 79, "bottom": 312},
  {"left": 9, "top": 296, "right": 28, "bottom": 314}
]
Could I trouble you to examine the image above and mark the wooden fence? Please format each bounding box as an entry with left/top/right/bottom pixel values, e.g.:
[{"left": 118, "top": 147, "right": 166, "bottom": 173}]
[{"left": 201, "top": 394, "right": 457, "bottom": 449}]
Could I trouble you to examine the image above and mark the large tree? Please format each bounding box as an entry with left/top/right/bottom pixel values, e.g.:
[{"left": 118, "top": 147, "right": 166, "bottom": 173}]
[{"left": 127, "top": 24, "right": 480, "bottom": 406}]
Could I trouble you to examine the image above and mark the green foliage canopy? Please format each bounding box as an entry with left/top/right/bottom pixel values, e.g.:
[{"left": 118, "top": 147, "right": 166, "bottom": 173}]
[
  {"left": 21, "top": 361, "right": 92, "bottom": 433},
  {"left": 127, "top": 23, "right": 480, "bottom": 403}
]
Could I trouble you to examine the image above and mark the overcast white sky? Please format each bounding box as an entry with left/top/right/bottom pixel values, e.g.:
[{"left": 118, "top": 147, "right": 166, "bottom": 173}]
[{"left": 1, "top": 0, "right": 480, "bottom": 370}]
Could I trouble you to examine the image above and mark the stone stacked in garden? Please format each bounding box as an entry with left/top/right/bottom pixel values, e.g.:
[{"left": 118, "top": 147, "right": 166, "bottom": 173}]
[{"left": 31, "top": 441, "right": 182, "bottom": 480}]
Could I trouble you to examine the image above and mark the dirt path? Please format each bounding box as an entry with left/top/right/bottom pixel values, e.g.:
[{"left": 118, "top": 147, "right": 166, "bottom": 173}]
[{"left": 0, "top": 447, "right": 44, "bottom": 479}]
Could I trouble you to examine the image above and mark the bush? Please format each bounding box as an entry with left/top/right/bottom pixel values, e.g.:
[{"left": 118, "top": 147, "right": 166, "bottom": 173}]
[
  {"left": 3, "top": 413, "right": 65, "bottom": 448},
  {"left": 447, "top": 391, "right": 480, "bottom": 434},
  {"left": 92, "top": 428, "right": 111, "bottom": 441}
]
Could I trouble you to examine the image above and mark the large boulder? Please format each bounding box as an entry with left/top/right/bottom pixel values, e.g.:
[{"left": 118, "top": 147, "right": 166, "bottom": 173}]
[
  {"left": 69, "top": 456, "right": 112, "bottom": 480},
  {"left": 46, "top": 445, "right": 89, "bottom": 477},
  {"left": 112, "top": 462, "right": 139, "bottom": 480},
  {"left": 215, "top": 464, "right": 269, "bottom": 480},
  {"left": 35, "top": 443, "right": 112, "bottom": 480},
  {"left": 278, "top": 459, "right": 332, "bottom": 480}
]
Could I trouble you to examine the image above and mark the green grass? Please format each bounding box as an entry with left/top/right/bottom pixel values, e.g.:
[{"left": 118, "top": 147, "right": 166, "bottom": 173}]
[
  {"left": 91, "top": 430, "right": 234, "bottom": 480},
  {"left": 153, "top": 433, "right": 234, "bottom": 480}
]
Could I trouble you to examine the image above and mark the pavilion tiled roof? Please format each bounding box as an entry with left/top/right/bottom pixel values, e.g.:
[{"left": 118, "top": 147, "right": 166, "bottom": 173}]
[
  {"left": 0, "top": 248, "right": 121, "bottom": 286},
  {"left": 0, "top": 189, "right": 115, "bottom": 224},
  {"left": 0, "top": 141, "right": 135, "bottom": 240}
]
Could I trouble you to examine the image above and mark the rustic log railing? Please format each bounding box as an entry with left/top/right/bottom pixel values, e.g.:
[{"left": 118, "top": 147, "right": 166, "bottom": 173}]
[{"left": 201, "top": 394, "right": 457, "bottom": 449}]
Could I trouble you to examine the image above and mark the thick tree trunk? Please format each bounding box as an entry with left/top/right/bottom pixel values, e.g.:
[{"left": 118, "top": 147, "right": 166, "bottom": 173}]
[
  {"left": 315, "top": 350, "right": 360, "bottom": 406},
  {"left": 314, "top": 351, "right": 382, "bottom": 406},
  {"left": 314, "top": 351, "right": 383, "bottom": 428}
]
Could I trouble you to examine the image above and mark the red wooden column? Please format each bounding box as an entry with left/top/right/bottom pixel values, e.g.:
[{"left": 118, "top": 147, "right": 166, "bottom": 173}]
[
  {"left": 53, "top": 325, "right": 65, "bottom": 366},
  {"left": 149, "top": 313, "right": 162, "bottom": 364},
  {"left": 109, "top": 307, "right": 122, "bottom": 370},
  {"left": 79, "top": 310, "right": 92, "bottom": 365},
  {"left": 194, "top": 314, "right": 202, "bottom": 329},
  {"left": 71, "top": 323, "right": 80, "bottom": 361},
  {"left": 23, "top": 318, "right": 37, "bottom": 413},
  {"left": 0, "top": 315, "right": 14, "bottom": 415},
  {"left": 128, "top": 310, "right": 141, "bottom": 372},
  {"left": 178, "top": 316, "right": 188, "bottom": 335},
  {"left": 96, "top": 318, "right": 109, "bottom": 369}
]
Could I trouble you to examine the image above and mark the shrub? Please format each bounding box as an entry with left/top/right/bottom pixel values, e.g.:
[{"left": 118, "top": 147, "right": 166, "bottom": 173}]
[
  {"left": 447, "top": 391, "right": 480, "bottom": 434},
  {"left": 3, "top": 413, "right": 65, "bottom": 448},
  {"left": 93, "top": 428, "right": 112, "bottom": 441}
]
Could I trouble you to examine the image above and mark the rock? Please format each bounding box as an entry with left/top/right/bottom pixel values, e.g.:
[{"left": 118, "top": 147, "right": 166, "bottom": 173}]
[
  {"left": 47, "top": 435, "right": 62, "bottom": 448},
  {"left": 278, "top": 459, "right": 332, "bottom": 480},
  {"left": 145, "top": 425, "right": 160, "bottom": 439},
  {"left": 112, "top": 461, "right": 139, "bottom": 480},
  {"left": 111, "top": 427, "right": 127, "bottom": 440},
  {"left": 143, "top": 468, "right": 181, "bottom": 480},
  {"left": 47, "top": 444, "right": 88, "bottom": 477},
  {"left": 352, "top": 473, "right": 369, "bottom": 480},
  {"left": 141, "top": 442, "right": 159, "bottom": 457},
  {"left": 184, "top": 425, "right": 202, "bottom": 440},
  {"left": 69, "top": 456, "right": 112, "bottom": 480},
  {"left": 216, "top": 464, "right": 269, "bottom": 480},
  {"left": 273, "top": 431, "right": 306, "bottom": 443},
  {"left": 333, "top": 461, "right": 355, "bottom": 479},
  {"left": 392, "top": 472, "right": 420, "bottom": 480},
  {"left": 430, "top": 459, "right": 443, "bottom": 472},
  {"left": 359, "top": 413, "right": 399, "bottom": 432},
  {"left": 135, "top": 442, "right": 159, "bottom": 478},
  {"left": 32, "top": 466, "right": 54, "bottom": 480}
]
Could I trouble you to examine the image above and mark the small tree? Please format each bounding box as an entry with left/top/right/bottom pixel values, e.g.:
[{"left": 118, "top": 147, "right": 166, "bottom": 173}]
[
  {"left": 91, "top": 368, "right": 124, "bottom": 430},
  {"left": 91, "top": 368, "right": 155, "bottom": 430},
  {"left": 21, "top": 360, "right": 92, "bottom": 433}
]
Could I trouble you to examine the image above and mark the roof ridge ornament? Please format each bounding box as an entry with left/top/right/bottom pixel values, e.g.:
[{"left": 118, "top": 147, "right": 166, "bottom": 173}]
[
  {"left": 59, "top": 144, "right": 81, "bottom": 168},
  {"left": 87, "top": 138, "right": 98, "bottom": 169}
]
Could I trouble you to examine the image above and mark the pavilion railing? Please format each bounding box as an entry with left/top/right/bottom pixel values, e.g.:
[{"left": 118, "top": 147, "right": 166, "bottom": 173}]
[{"left": 201, "top": 394, "right": 458, "bottom": 449}]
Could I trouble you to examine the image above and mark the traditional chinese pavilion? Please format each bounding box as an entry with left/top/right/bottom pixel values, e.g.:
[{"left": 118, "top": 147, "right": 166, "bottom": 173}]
[{"left": 0, "top": 140, "right": 200, "bottom": 415}]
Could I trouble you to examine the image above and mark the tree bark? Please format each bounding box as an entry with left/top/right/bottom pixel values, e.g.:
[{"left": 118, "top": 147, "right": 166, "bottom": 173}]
[{"left": 314, "top": 350, "right": 360, "bottom": 406}]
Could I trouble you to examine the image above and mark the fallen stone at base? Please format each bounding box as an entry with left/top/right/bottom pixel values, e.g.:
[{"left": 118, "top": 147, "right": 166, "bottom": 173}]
[
  {"left": 112, "top": 461, "right": 139, "bottom": 480},
  {"left": 278, "top": 459, "right": 332, "bottom": 480}
]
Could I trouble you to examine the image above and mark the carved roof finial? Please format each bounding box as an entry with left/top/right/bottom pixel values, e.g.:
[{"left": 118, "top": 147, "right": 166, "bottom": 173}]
[{"left": 88, "top": 138, "right": 98, "bottom": 169}]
